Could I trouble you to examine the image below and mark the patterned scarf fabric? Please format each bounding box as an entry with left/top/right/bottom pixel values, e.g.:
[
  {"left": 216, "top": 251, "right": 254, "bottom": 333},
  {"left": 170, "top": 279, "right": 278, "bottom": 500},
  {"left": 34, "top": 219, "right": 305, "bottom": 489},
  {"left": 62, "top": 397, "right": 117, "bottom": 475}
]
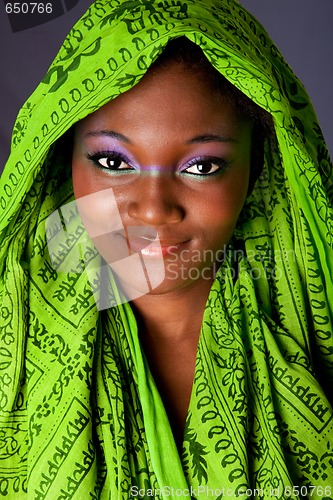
[{"left": 1, "top": 0, "right": 333, "bottom": 497}]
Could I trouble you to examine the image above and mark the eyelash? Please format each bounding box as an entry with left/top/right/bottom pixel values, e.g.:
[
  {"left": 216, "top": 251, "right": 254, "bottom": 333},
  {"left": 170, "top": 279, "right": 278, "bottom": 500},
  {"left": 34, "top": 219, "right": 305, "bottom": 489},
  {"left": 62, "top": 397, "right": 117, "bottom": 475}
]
[
  {"left": 181, "top": 156, "right": 230, "bottom": 177},
  {"left": 86, "top": 151, "right": 230, "bottom": 177},
  {"left": 87, "top": 151, "right": 133, "bottom": 172}
]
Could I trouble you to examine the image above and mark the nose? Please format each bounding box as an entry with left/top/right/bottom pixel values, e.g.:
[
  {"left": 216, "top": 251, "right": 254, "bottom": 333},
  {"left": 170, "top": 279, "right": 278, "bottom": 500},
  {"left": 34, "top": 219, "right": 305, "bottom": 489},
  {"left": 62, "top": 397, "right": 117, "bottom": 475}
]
[{"left": 127, "top": 172, "right": 185, "bottom": 226}]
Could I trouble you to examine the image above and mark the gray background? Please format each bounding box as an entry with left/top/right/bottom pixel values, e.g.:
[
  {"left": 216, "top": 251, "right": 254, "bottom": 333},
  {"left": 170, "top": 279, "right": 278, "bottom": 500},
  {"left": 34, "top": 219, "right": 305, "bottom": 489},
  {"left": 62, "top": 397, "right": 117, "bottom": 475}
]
[{"left": 1, "top": 0, "right": 332, "bottom": 172}]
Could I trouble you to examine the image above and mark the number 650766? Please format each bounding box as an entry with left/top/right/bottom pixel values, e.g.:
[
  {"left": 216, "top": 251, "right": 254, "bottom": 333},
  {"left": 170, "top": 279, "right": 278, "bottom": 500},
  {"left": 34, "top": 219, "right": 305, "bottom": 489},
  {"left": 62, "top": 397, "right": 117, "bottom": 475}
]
[{"left": 5, "top": 3, "right": 53, "bottom": 14}]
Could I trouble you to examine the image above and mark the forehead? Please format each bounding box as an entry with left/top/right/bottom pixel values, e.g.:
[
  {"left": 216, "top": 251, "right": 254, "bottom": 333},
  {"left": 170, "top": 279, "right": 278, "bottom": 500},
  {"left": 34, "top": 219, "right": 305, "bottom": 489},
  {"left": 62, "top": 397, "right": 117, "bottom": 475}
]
[{"left": 75, "top": 61, "right": 248, "bottom": 141}]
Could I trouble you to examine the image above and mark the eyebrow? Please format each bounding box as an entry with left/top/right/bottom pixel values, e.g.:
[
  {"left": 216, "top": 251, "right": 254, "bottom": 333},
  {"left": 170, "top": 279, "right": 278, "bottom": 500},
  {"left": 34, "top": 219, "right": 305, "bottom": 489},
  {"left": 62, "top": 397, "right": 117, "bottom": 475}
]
[
  {"left": 84, "top": 130, "right": 131, "bottom": 143},
  {"left": 186, "top": 134, "right": 238, "bottom": 144},
  {"left": 84, "top": 130, "right": 238, "bottom": 144}
]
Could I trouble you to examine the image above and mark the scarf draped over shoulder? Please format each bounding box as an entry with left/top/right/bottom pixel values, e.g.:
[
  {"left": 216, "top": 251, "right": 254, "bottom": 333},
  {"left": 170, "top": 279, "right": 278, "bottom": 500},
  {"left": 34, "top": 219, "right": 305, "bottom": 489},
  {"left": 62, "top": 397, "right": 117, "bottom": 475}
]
[{"left": 0, "top": 0, "right": 332, "bottom": 497}]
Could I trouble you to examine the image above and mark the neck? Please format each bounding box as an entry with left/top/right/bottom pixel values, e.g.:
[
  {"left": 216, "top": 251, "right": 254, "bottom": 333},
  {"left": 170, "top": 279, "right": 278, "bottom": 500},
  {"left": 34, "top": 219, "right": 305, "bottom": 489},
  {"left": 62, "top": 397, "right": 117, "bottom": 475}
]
[{"left": 131, "top": 278, "right": 214, "bottom": 340}]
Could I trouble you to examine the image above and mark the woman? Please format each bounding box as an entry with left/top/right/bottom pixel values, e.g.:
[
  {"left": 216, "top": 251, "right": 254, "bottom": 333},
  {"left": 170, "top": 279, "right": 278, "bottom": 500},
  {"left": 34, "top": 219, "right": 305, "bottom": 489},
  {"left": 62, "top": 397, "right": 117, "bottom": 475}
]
[{"left": 0, "top": 0, "right": 332, "bottom": 497}]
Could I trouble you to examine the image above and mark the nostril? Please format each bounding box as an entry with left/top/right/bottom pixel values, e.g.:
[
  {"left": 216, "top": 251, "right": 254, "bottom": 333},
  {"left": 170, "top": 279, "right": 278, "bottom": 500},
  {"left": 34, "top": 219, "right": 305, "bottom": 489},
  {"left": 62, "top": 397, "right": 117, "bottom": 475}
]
[
  {"left": 127, "top": 199, "right": 184, "bottom": 225},
  {"left": 126, "top": 173, "right": 185, "bottom": 224}
]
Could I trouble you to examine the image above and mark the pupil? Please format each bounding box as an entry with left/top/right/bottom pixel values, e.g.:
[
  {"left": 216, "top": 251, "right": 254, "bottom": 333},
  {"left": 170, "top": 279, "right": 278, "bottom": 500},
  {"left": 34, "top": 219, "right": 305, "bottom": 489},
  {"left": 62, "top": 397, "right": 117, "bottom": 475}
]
[
  {"left": 198, "top": 162, "right": 211, "bottom": 173},
  {"left": 107, "top": 157, "right": 121, "bottom": 169}
]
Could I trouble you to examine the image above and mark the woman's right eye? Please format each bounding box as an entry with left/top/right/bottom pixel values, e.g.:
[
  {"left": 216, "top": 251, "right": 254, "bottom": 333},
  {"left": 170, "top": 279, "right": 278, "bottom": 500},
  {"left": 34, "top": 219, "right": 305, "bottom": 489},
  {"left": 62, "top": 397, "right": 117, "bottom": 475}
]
[
  {"left": 87, "top": 152, "right": 134, "bottom": 171},
  {"left": 97, "top": 156, "right": 129, "bottom": 170}
]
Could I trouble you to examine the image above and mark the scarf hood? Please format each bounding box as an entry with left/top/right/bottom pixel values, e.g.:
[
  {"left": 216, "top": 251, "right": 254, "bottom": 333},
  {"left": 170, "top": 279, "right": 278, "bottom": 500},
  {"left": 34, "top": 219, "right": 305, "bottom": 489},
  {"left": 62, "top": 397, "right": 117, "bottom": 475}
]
[{"left": 0, "top": 0, "right": 332, "bottom": 497}]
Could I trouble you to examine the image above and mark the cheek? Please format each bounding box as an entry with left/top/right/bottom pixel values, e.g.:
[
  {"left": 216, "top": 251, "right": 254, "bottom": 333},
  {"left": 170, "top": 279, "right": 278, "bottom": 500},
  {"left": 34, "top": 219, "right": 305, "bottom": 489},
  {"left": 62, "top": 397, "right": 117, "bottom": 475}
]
[
  {"left": 72, "top": 156, "right": 90, "bottom": 199},
  {"left": 71, "top": 158, "right": 119, "bottom": 239},
  {"left": 201, "top": 172, "right": 250, "bottom": 232},
  {"left": 72, "top": 155, "right": 108, "bottom": 200}
]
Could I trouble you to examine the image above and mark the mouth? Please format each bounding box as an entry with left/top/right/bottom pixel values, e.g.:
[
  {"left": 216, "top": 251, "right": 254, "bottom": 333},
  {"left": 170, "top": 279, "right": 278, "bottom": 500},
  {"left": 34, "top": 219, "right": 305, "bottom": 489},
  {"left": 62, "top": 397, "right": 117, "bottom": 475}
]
[
  {"left": 128, "top": 236, "right": 189, "bottom": 257},
  {"left": 117, "top": 229, "right": 190, "bottom": 258}
]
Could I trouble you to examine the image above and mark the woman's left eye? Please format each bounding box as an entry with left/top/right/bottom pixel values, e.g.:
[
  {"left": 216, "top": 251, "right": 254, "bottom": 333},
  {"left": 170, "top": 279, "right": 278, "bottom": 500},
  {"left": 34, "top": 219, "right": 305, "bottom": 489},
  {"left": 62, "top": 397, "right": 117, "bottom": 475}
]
[{"left": 182, "top": 159, "right": 228, "bottom": 176}]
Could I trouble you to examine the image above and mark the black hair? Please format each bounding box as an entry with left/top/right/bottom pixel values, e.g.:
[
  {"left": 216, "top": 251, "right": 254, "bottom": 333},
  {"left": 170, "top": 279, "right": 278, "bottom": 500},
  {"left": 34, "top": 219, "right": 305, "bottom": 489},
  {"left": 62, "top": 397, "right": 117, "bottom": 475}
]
[{"left": 153, "top": 37, "right": 274, "bottom": 190}]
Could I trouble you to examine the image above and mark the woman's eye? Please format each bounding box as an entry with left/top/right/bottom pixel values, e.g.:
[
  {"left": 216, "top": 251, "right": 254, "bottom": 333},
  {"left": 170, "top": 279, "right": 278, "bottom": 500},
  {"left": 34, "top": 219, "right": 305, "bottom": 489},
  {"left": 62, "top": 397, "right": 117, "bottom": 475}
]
[
  {"left": 183, "top": 160, "right": 226, "bottom": 176},
  {"left": 87, "top": 152, "right": 134, "bottom": 171},
  {"left": 96, "top": 156, "right": 131, "bottom": 170}
]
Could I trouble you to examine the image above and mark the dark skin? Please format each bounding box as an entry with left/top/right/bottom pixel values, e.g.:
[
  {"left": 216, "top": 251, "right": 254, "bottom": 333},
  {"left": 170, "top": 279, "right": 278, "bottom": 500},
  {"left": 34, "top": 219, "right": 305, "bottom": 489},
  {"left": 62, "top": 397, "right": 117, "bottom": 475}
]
[{"left": 72, "top": 60, "right": 252, "bottom": 449}]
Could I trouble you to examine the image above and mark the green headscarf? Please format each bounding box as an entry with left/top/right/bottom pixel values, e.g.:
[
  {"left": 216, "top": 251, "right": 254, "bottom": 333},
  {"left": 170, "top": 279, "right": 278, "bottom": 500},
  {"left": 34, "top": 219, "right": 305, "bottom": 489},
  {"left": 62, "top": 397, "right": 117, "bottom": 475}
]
[{"left": 0, "top": 0, "right": 332, "bottom": 497}]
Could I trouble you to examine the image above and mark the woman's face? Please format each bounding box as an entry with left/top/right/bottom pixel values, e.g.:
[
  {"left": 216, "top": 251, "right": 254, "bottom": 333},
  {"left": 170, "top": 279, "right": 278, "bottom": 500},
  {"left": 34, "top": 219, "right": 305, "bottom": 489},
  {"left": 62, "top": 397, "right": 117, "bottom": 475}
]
[{"left": 72, "top": 60, "right": 252, "bottom": 297}]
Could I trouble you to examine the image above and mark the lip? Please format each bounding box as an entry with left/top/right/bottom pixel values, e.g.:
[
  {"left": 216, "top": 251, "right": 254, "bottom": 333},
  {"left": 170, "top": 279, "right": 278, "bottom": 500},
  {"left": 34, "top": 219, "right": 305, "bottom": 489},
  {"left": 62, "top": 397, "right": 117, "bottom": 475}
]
[{"left": 126, "top": 235, "right": 189, "bottom": 257}]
